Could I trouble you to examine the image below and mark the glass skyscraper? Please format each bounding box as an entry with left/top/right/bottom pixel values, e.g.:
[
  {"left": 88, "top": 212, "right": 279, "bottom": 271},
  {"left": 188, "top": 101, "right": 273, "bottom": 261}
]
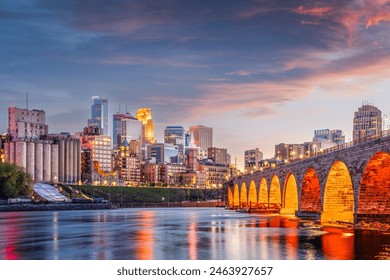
[
  {"left": 88, "top": 96, "right": 109, "bottom": 136},
  {"left": 113, "top": 113, "right": 142, "bottom": 149},
  {"left": 164, "top": 126, "right": 185, "bottom": 162}
]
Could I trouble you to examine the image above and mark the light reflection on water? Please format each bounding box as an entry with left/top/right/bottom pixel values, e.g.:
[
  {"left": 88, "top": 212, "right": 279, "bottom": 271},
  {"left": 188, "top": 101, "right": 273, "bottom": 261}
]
[{"left": 0, "top": 208, "right": 389, "bottom": 260}]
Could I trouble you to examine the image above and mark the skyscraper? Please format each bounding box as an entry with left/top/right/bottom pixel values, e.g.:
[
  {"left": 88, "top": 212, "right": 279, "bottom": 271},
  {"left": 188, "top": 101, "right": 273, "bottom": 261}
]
[
  {"left": 189, "top": 125, "right": 213, "bottom": 159},
  {"left": 164, "top": 126, "right": 185, "bottom": 163},
  {"left": 88, "top": 96, "right": 109, "bottom": 136},
  {"left": 113, "top": 113, "right": 142, "bottom": 150},
  {"left": 136, "top": 108, "right": 155, "bottom": 145},
  {"left": 353, "top": 103, "right": 382, "bottom": 142}
]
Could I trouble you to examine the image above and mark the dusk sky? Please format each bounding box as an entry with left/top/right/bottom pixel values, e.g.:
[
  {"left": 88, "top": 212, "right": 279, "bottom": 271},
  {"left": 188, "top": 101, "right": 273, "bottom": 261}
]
[{"left": 1, "top": 0, "right": 390, "bottom": 170}]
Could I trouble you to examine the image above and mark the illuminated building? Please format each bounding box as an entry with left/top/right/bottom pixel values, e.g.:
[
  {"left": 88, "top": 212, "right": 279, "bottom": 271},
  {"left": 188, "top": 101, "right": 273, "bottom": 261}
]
[
  {"left": 198, "top": 159, "right": 230, "bottom": 188},
  {"left": 275, "top": 143, "right": 305, "bottom": 161},
  {"left": 164, "top": 126, "right": 185, "bottom": 163},
  {"left": 80, "top": 127, "right": 113, "bottom": 180},
  {"left": 88, "top": 96, "right": 109, "bottom": 136},
  {"left": 136, "top": 108, "right": 155, "bottom": 144},
  {"left": 115, "top": 142, "right": 141, "bottom": 185},
  {"left": 8, "top": 107, "right": 48, "bottom": 140},
  {"left": 189, "top": 125, "right": 213, "bottom": 159},
  {"left": 113, "top": 113, "right": 142, "bottom": 150},
  {"left": 244, "top": 148, "right": 263, "bottom": 172},
  {"left": 353, "top": 103, "right": 382, "bottom": 142}
]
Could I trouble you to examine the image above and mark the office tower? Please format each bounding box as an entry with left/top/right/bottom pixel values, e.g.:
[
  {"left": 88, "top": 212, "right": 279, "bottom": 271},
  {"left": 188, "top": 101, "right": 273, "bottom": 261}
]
[
  {"left": 88, "top": 96, "right": 109, "bottom": 135},
  {"left": 113, "top": 113, "right": 142, "bottom": 150},
  {"left": 164, "top": 126, "right": 185, "bottom": 163},
  {"left": 147, "top": 143, "right": 179, "bottom": 164},
  {"left": 189, "top": 125, "right": 213, "bottom": 159},
  {"left": 136, "top": 108, "right": 155, "bottom": 145},
  {"left": 244, "top": 148, "right": 263, "bottom": 172},
  {"left": 353, "top": 103, "right": 382, "bottom": 141},
  {"left": 313, "top": 129, "right": 345, "bottom": 146},
  {"left": 8, "top": 107, "right": 48, "bottom": 140}
]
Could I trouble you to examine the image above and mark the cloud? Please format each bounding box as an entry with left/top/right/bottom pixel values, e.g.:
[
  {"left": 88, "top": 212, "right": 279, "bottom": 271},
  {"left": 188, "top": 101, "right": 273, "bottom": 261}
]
[{"left": 293, "top": 5, "right": 333, "bottom": 17}]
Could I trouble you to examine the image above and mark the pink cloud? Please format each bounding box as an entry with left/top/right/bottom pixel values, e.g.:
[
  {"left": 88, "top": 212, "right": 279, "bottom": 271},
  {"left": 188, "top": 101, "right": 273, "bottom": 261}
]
[{"left": 293, "top": 6, "right": 333, "bottom": 17}]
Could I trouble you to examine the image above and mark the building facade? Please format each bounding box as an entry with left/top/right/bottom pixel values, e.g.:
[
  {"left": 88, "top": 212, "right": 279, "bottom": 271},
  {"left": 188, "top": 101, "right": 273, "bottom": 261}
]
[
  {"left": 164, "top": 126, "right": 185, "bottom": 163},
  {"left": 189, "top": 125, "right": 213, "bottom": 159},
  {"left": 275, "top": 143, "right": 305, "bottom": 161},
  {"left": 353, "top": 103, "right": 382, "bottom": 142},
  {"left": 147, "top": 143, "right": 179, "bottom": 164},
  {"left": 8, "top": 107, "right": 48, "bottom": 140},
  {"left": 113, "top": 113, "right": 142, "bottom": 150},
  {"left": 208, "top": 147, "right": 230, "bottom": 166},
  {"left": 244, "top": 148, "right": 263, "bottom": 172}
]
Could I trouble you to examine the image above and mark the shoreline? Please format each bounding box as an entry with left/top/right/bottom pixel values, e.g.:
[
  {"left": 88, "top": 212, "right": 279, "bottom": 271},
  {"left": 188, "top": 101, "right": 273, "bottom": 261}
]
[{"left": 0, "top": 203, "right": 112, "bottom": 212}]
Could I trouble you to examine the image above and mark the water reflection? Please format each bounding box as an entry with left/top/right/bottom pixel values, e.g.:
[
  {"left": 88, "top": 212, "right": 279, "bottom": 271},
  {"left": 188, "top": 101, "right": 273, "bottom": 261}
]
[{"left": 0, "top": 208, "right": 388, "bottom": 260}]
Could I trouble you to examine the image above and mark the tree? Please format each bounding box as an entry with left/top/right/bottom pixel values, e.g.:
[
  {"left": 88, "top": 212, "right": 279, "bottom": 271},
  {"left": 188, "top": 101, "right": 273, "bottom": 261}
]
[{"left": 0, "top": 162, "right": 33, "bottom": 199}]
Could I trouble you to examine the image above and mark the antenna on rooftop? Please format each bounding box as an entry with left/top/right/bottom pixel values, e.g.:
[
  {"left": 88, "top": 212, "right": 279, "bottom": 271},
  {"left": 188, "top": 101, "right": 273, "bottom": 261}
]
[{"left": 26, "top": 92, "right": 29, "bottom": 109}]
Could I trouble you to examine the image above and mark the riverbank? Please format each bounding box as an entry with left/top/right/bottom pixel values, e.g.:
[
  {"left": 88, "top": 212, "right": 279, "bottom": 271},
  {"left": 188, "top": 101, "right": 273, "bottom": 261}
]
[{"left": 0, "top": 203, "right": 112, "bottom": 212}]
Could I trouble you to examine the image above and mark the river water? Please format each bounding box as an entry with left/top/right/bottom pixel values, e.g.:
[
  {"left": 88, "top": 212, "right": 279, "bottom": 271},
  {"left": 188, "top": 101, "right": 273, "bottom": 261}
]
[{"left": 0, "top": 208, "right": 389, "bottom": 260}]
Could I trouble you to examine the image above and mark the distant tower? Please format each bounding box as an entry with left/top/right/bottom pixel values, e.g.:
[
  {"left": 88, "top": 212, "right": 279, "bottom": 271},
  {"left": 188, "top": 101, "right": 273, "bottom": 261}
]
[
  {"left": 136, "top": 108, "right": 155, "bottom": 145},
  {"left": 189, "top": 125, "right": 213, "bottom": 159},
  {"left": 113, "top": 113, "right": 142, "bottom": 150},
  {"left": 164, "top": 126, "right": 185, "bottom": 163},
  {"left": 353, "top": 103, "right": 382, "bottom": 142},
  {"left": 88, "top": 96, "right": 109, "bottom": 136}
]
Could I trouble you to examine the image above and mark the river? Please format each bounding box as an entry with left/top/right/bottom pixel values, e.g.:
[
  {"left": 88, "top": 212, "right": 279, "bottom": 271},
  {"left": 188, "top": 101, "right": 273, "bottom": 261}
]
[{"left": 0, "top": 208, "right": 389, "bottom": 260}]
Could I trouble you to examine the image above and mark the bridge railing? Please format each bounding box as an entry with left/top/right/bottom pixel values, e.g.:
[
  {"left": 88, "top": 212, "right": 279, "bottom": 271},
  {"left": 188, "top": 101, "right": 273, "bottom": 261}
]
[
  {"left": 312, "top": 129, "right": 390, "bottom": 157},
  {"left": 238, "top": 128, "right": 390, "bottom": 177}
]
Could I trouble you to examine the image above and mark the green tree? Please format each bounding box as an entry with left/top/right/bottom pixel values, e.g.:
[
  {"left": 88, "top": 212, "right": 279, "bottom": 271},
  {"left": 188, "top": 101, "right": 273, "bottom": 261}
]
[{"left": 0, "top": 162, "right": 33, "bottom": 199}]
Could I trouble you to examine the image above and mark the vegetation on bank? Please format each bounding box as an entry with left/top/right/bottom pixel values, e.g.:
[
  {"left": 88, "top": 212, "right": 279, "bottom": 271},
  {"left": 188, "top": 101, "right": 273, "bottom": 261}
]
[
  {"left": 78, "top": 185, "right": 222, "bottom": 204},
  {"left": 0, "top": 162, "right": 33, "bottom": 199}
]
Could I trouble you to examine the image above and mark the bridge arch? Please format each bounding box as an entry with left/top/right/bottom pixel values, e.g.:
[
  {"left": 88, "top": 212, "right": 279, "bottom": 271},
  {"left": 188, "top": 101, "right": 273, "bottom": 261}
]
[
  {"left": 300, "top": 167, "right": 321, "bottom": 212},
  {"left": 322, "top": 160, "right": 354, "bottom": 224},
  {"left": 258, "top": 178, "right": 268, "bottom": 204},
  {"left": 358, "top": 152, "right": 390, "bottom": 219},
  {"left": 269, "top": 175, "right": 281, "bottom": 207},
  {"left": 227, "top": 186, "right": 233, "bottom": 208},
  {"left": 248, "top": 180, "right": 257, "bottom": 206},
  {"left": 233, "top": 184, "right": 239, "bottom": 208},
  {"left": 240, "top": 182, "right": 248, "bottom": 207},
  {"left": 282, "top": 173, "right": 298, "bottom": 214}
]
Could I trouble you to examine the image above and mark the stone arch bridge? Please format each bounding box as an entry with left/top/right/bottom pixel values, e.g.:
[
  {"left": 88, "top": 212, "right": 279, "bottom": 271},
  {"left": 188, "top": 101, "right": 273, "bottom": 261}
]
[{"left": 225, "top": 133, "right": 390, "bottom": 224}]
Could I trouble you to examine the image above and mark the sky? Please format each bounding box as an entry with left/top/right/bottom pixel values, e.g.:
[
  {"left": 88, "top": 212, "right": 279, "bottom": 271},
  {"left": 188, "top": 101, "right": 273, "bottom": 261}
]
[{"left": 1, "top": 0, "right": 390, "bottom": 170}]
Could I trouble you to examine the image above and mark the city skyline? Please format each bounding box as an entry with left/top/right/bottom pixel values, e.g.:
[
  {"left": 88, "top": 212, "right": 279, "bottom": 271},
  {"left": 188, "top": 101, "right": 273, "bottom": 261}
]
[{"left": 1, "top": 0, "right": 390, "bottom": 169}]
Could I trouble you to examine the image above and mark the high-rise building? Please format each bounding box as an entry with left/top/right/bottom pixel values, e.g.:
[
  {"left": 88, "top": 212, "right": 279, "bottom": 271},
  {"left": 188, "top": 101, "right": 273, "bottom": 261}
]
[
  {"left": 136, "top": 108, "right": 155, "bottom": 145},
  {"left": 88, "top": 96, "right": 109, "bottom": 135},
  {"left": 244, "top": 148, "right": 263, "bottom": 172},
  {"left": 353, "top": 103, "right": 382, "bottom": 142},
  {"left": 81, "top": 126, "right": 113, "bottom": 173},
  {"left": 113, "top": 113, "right": 142, "bottom": 150},
  {"left": 164, "top": 126, "right": 185, "bottom": 163},
  {"left": 147, "top": 143, "right": 179, "bottom": 164},
  {"left": 313, "top": 129, "right": 345, "bottom": 147},
  {"left": 189, "top": 125, "right": 213, "bottom": 159},
  {"left": 8, "top": 107, "right": 48, "bottom": 140}
]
